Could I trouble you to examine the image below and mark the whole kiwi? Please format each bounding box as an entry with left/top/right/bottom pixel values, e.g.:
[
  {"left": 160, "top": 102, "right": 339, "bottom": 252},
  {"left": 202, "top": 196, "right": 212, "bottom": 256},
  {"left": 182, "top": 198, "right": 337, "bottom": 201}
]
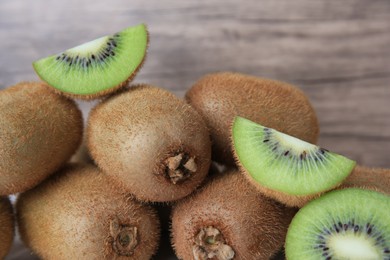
[
  {"left": 340, "top": 165, "right": 390, "bottom": 194},
  {"left": 185, "top": 72, "right": 319, "bottom": 165},
  {"left": 87, "top": 84, "right": 211, "bottom": 202},
  {"left": 0, "top": 196, "right": 14, "bottom": 259},
  {"left": 0, "top": 82, "right": 83, "bottom": 195},
  {"left": 171, "top": 170, "right": 296, "bottom": 260},
  {"left": 17, "top": 164, "right": 160, "bottom": 260}
]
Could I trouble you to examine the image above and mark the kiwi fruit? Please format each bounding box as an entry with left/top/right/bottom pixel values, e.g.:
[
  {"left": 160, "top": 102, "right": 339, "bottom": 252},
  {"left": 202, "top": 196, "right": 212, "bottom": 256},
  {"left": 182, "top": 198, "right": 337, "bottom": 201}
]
[
  {"left": 87, "top": 84, "right": 211, "bottom": 202},
  {"left": 285, "top": 188, "right": 390, "bottom": 260},
  {"left": 171, "top": 170, "right": 295, "bottom": 260},
  {"left": 0, "top": 82, "right": 83, "bottom": 195},
  {"left": 33, "top": 24, "right": 148, "bottom": 99},
  {"left": 0, "top": 196, "right": 14, "bottom": 259},
  {"left": 17, "top": 164, "right": 160, "bottom": 259},
  {"left": 232, "top": 116, "right": 356, "bottom": 208},
  {"left": 185, "top": 72, "right": 319, "bottom": 165},
  {"left": 340, "top": 165, "right": 390, "bottom": 195}
]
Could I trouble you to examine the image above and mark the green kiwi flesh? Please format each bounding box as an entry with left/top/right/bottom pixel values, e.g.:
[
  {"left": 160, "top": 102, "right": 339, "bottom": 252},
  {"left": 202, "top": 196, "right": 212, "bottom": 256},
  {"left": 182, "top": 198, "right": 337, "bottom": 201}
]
[
  {"left": 285, "top": 188, "right": 390, "bottom": 260},
  {"left": 232, "top": 116, "right": 356, "bottom": 196},
  {"left": 17, "top": 164, "right": 160, "bottom": 259},
  {"left": 185, "top": 72, "right": 319, "bottom": 166},
  {"left": 0, "top": 82, "right": 83, "bottom": 195},
  {"left": 0, "top": 196, "right": 14, "bottom": 259},
  {"left": 33, "top": 24, "right": 148, "bottom": 99},
  {"left": 171, "top": 170, "right": 295, "bottom": 259},
  {"left": 87, "top": 84, "right": 211, "bottom": 202}
]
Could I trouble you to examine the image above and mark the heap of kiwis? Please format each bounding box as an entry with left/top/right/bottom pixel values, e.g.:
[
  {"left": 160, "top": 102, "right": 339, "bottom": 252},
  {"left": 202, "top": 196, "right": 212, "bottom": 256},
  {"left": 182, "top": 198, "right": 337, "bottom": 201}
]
[{"left": 1, "top": 24, "right": 388, "bottom": 259}]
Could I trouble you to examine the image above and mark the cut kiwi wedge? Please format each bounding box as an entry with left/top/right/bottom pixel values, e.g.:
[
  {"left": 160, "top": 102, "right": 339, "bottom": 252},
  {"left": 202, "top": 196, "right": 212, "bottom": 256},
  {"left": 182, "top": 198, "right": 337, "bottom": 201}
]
[
  {"left": 232, "top": 116, "right": 356, "bottom": 196},
  {"left": 285, "top": 188, "right": 390, "bottom": 260},
  {"left": 33, "top": 24, "right": 148, "bottom": 99}
]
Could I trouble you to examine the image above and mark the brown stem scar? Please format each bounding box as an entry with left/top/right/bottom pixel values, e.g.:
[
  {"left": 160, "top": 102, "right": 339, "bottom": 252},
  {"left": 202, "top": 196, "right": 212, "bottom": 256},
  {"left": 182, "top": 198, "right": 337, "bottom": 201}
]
[
  {"left": 166, "top": 154, "right": 183, "bottom": 170},
  {"left": 192, "top": 226, "right": 235, "bottom": 260},
  {"left": 109, "top": 217, "right": 138, "bottom": 256},
  {"left": 184, "top": 157, "right": 197, "bottom": 172},
  {"left": 163, "top": 152, "right": 197, "bottom": 184}
]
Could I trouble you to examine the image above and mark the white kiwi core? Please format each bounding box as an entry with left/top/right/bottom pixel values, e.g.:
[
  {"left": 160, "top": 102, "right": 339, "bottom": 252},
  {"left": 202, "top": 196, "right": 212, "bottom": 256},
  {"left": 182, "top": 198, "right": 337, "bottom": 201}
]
[
  {"left": 329, "top": 234, "right": 380, "bottom": 260},
  {"left": 274, "top": 130, "right": 317, "bottom": 156},
  {"left": 67, "top": 36, "right": 109, "bottom": 54}
]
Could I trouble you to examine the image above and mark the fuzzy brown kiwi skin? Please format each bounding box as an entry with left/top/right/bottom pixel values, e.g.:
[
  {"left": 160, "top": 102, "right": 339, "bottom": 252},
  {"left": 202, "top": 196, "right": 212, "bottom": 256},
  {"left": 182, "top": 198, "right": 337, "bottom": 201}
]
[
  {"left": 40, "top": 28, "right": 149, "bottom": 100},
  {"left": 0, "top": 196, "right": 14, "bottom": 259},
  {"left": 339, "top": 165, "right": 390, "bottom": 194},
  {"left": 171, "top": 170, "right": 295, "bottom": 260},
  {"left": 0, "top": 82, "right": 83, "bottom": 195},
  {"left": 87, "top": 84, "right": 211, "bottom": 203},
  {"left": 17, "top": 163, "right": 160, "bottom": 260},
  {"left": 185, "top": 72, "right": 319, "bottom": 166}
]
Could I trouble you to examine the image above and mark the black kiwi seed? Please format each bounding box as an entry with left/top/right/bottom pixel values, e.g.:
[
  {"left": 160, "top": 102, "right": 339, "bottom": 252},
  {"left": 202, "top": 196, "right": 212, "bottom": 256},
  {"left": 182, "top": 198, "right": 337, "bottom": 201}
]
[{"left": 354, "top": 225, "right": 359, "bottom": 232}]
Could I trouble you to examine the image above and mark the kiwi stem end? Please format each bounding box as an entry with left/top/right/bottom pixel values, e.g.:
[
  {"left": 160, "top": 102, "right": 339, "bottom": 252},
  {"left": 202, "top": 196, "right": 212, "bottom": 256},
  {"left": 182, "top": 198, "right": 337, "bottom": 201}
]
[
  {"left": 109, "top": 217, "right": 138, "bottom": 256},
  {"left": 193, "top": 226, "right": 235, "bottom": 260},
  {"left": 164, "top": 153, "right": 197, "bottom": 184}
]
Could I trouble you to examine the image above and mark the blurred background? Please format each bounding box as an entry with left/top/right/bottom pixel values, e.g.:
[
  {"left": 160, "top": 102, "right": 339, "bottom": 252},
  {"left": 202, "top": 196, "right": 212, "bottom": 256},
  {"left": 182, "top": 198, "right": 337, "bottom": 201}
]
[{"left": 1, "top": 0, "right": 389, "bottom": 259}]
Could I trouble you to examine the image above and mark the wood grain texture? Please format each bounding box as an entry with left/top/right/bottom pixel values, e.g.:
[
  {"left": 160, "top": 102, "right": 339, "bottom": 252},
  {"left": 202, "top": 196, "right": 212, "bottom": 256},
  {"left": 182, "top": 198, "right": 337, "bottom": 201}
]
[{"left": 1, "top": 1, "right": 389, "bottom": 259}]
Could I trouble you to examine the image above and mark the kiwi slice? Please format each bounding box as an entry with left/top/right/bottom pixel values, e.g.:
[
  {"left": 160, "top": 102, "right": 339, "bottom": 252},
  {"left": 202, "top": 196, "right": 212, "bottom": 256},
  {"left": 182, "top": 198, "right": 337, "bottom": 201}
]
[
  {"left": 0, "top": 196, "right": 14, "bottom": 259},
  {"left": 185, "top": 72, "right": 319, "bottom": 166},
  {"left": 285, "top": 188, "right": 390, "bottom": 260},
  {"left": 33, "top": 24, "right": 148, "bottom": 99},
  {"left": 171, "top": 170, "right": 296, "bottom": 259},
  {"left": 17, "top": 164, "right": 160, "bottom": 259},
  {"left": 87, "top": 84, "right": 211, "bottom": 202},
  {"left": 232, "top": 116, "right": 356, "bottom": 207},
  {"left": 0, "top": 82, "right": 83, "bottom": 195}
]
